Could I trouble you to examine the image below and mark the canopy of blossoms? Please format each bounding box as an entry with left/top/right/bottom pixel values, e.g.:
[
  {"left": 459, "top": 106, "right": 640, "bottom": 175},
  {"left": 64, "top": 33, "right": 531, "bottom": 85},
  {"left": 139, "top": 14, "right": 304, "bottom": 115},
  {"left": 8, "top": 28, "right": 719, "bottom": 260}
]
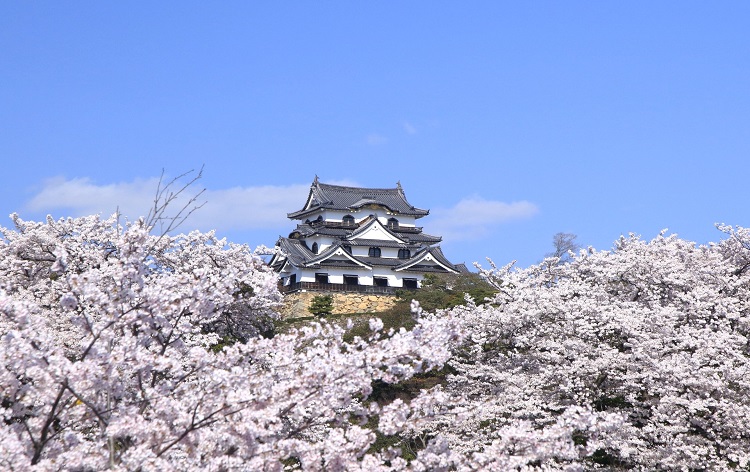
[{"left": 1, "top": 212, "right": 748, "bottom": 471}]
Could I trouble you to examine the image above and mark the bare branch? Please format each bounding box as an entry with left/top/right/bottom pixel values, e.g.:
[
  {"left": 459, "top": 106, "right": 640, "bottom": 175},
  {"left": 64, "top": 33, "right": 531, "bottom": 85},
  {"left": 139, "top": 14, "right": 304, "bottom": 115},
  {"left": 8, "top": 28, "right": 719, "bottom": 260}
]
[
  {"left": 144, "top": 166, "right": 207, "bottom": 237},
  {"left": 545, "top": 232, "right": 581, "bottom": 264}
]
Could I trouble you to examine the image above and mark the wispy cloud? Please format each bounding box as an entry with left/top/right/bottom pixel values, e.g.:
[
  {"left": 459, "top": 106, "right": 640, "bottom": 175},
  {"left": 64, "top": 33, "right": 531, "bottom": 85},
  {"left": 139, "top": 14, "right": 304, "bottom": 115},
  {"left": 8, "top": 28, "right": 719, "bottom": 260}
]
[
  {"left": 366, "top": 133, "right": 388, "bottom": 146},
  {"left": 26, "top": 176, "right": 160, "bottom": 219},
  {"left": 24, "top": 179, "right": 537, "bottom": 247},
  {"left": 25, "top": 176, "right": 311, "bottom": 233},
  {"left": 403, "top": 122, "right": 417, "bottom": 135},
  {"left": 429, "top": 195, "right": 539, "bottom": 241}
]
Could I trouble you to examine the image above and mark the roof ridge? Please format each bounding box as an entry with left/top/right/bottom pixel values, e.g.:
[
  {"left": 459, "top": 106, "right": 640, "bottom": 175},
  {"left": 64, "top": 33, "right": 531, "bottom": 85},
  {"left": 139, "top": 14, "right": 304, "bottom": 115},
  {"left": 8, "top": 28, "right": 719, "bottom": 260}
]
[{"left": 318, "top": 182, "right": 401, "bottom": 193}]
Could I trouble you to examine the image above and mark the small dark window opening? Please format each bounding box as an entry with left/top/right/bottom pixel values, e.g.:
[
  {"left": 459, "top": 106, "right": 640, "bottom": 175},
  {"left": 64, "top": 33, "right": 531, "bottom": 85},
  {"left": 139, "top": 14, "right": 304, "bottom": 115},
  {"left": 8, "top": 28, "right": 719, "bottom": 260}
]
[
  {"left": 387, "top": 218, "right": 399, "bottom": 229},
  {"left": 311, "top": 242, "right": 319, "bottom": 254},
  {"left": 398, "top": 248, "right": 411, "bottom": 259},
  {"left": 343, "top": 215, "right": 355, "bottom": 226},
  {"left": 374, "top": 277, "right": 388, "bottom": 287},
  {"left": 315, "top": 273, "right": 329, "bottom": 284},
  {"left": 289, "top": 274, "right": 297, "bottom": 285},
  {"left": 403, "top": 278, "right": 418, "bottom": 289},
  {"left": 368, "top": 247, "right": 381, "bottom": 258},
  {"left": 344, "top": 275, "right": 358, "bottom": 285},
  {"left": 343, "top": 245, "right": 352, "bottom": 254}
]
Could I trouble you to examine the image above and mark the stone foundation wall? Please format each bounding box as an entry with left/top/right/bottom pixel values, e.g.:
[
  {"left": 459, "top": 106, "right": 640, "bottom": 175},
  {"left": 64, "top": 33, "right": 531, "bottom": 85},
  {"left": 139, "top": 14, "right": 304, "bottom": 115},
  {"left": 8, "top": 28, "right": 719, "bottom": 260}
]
[{"left": 279, "top": 291, "right": 398, "bottom": 319}]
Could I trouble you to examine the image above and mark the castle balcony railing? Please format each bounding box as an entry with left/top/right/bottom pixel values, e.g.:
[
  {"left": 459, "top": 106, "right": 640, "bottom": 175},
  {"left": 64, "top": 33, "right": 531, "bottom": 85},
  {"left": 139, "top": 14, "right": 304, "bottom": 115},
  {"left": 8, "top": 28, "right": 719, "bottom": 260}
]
[
  {"left": 307, "top": 219, "right": 423, "bottom": 234},
  {"left": 309, "top": 220, "right": 359, "bottom": 229},
  {"left": 391, "top": 226, "right": 423, "bottom": 234},
  {"left": 279, "top": 281, "right": 417, "bottom": 295}
]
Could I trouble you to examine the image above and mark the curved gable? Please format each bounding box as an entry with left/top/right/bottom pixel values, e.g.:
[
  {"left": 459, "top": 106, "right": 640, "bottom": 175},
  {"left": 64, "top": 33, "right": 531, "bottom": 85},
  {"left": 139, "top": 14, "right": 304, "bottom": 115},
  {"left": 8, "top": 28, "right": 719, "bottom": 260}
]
[
  {"left": 346, "top": 217, "right": 408, "bottom": 244},
  {"left": 393, "top": 246, "right": 459, "bottom": 273},
  {"left": 307, "top": 242, "right": 372, "bottom": 269}
]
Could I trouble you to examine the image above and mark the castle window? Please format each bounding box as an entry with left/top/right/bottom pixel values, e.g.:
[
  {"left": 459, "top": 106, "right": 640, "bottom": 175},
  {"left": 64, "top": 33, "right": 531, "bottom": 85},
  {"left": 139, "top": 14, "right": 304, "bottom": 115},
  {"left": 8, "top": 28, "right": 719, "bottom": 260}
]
[
  {"left": 403, "top": 278, "right": 418, "bottom": 289},
  {"left": 368, "top": 247, "right": 381, "bottom": 258},
  {"left": 374, "top": 277, "right": 388, "bottom": 287},
  {"left": 343, "top": 245, "right": 352, "bottom": 254},
  {"left": 387, "top": 218, "right": 399, "bottom": 229},
  {"left": 344, "top": 275, "right": 358, "bottom": 285},
  {"left": 311, "top": 242, "right": 318, "bottom": 254},
  {"left": 315, "top": 273, "right": 329, "bottom": 284},
  {"left": 343, "top": 215, "right": 355, "bottom": 226},
  {"left": 398, "top": 248, "right": 411, "bottom": 259}
]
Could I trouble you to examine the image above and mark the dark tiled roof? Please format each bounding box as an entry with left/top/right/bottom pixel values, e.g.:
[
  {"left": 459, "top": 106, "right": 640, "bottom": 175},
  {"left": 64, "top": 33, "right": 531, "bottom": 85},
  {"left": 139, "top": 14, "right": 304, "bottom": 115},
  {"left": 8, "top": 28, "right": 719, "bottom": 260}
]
[
  {"left": 393, "top": 246, "right": 460, "bottom": 274},
  {"left": 402, "top": 233, "right": 442, "bottom": 244},
  {"left": 275, "top": 237, "right": 314, "bottom": 267},
  {"left": 356, "top": 257, "right": 405, "bottom": 267},
  {"left": 423, "top": 246, "right": 458, "bottom": 270},
  {"left": 288, "top": 179, "right": 429, "bottom": 219},
  {"left": 306, "top": 241, "right": 365, "bottom": 266},
  {"left": 400, "top": 265, "right": 454, "bottom": 273}
]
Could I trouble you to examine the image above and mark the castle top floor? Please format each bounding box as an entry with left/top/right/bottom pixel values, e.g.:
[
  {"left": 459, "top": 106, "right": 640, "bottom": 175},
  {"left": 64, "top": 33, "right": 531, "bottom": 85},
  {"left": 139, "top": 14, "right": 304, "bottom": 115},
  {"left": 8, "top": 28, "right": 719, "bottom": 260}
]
[{"left": 287, "top": 176, "right": 429, "bottom": 221}]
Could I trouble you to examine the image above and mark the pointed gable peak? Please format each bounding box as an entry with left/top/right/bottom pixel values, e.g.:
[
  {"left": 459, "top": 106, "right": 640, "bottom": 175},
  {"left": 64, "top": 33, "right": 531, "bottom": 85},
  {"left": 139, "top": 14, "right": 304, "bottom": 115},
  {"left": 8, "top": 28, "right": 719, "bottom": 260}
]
[{"left": 347, "top": 216, "right": 407, "bottom": 244}]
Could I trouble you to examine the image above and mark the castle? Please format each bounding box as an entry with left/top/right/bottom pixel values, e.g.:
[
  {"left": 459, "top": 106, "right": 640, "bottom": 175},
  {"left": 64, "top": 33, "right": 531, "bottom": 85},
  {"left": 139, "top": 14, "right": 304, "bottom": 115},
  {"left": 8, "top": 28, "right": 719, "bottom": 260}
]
[{"left": 270, "top": 177, "right": 465, "bottom": 294}]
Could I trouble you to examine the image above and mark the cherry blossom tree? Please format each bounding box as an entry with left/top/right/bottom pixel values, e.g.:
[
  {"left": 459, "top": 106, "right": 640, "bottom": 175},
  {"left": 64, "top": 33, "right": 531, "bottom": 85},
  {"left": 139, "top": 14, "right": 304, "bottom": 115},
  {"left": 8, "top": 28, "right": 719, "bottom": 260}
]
[
  {"left": 433, "top": 227, "right": 750, "bottom": 470},
  {"left": 3, "top": 203, "right": 748, "bottom": 471},
  {"left": 0, "top": 213, "right": 470, "bottom": 470}
]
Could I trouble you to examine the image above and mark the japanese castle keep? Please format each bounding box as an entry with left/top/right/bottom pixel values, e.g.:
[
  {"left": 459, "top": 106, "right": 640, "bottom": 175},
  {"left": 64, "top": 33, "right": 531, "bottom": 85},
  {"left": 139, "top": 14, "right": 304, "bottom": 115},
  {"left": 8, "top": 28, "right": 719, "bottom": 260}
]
[{"left": 270, "top": 177, "right": 466, "bottom": 294}]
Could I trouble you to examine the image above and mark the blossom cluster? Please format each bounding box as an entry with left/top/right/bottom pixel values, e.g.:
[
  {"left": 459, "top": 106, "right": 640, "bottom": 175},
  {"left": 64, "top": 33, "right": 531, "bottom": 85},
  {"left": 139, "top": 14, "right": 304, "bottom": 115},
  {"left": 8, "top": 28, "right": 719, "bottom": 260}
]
[{"left": 433, "top": 226, "right": 750, "bottom": 470}]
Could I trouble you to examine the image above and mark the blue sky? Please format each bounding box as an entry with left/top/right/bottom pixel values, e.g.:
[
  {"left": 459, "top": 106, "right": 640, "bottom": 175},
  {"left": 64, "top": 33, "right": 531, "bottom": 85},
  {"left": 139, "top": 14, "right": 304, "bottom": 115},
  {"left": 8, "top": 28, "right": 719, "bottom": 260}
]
[{"left": 2, "top": 2, "right": 749, "bottom": 268}]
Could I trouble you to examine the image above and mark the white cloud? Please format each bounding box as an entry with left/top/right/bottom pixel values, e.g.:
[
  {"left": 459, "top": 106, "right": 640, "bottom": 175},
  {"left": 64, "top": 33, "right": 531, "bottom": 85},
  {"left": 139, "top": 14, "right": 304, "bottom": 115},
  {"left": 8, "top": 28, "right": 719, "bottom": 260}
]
[
  {"left": 196, "top": 184, "right": 310, "bottom": 231},
  {"left": 429, "top": 195, "right": 539, "bottom": 241},
  {"left": 25, "top": 176, "right": 311, "bottom": 233},
  {"left": 403, "top": 122, "right": 417, "bottom": 135},
  {"left": 27, "top": 176, "right": 160, "bottom": 219},
  {"left": 366, "top": 133, "right": 388, "bottom": 146},
  {"left": 24, "top": 178, "right": 537, "bottom": 245}
]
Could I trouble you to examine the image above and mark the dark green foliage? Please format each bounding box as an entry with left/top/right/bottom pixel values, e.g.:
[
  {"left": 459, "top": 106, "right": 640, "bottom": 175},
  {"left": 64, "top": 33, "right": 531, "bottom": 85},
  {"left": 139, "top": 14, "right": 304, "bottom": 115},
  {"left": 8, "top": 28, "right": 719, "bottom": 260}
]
[
  {"left": 363, "top": 367, "right": 455, "bottom": 462},
  {"left": 209, "top": 335, "right": 239, "bottom": 353},
  {"left": 342, "top": 309, "right": 416, "bottom": 343},
  {"left": 588, "top": 448, "right": 630, "bottom": 468},
  {"left": 369, "top": 368, "right": 453, "bottom": 404},
  {"left": 572, "top": 431, "right": 588, "bottom": 446},
  {"left": 281, "top": 456, "right": 302, "bottom": 468},
  {"left": 361, "top": 415, "right": 419, "bottom": 462},
  {"left": 386, "top": 273, "right": 497, "bottom": 317},
  {"left": 593, "top": 395, "right": 632, "bottom": 412},
  {"left": 308, "top": 294, "right": 334, "bottom": 317},
  {"left": 406, "top": 273, "right": 496, "bottom": 311},
  {"left": 202, "top": 282, "right": 275, "bottom": 343}
]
